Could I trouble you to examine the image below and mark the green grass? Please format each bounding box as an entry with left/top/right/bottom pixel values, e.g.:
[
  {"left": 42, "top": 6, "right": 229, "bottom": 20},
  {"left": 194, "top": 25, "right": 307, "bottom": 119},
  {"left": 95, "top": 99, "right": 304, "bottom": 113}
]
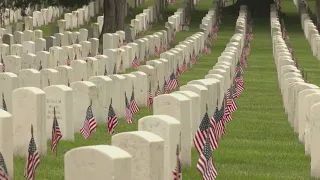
[
  {"left": 13, "top": 0, "right": 319, "bottom": 179},
  {"left": 281, "top": 0, "right": 320, "bottom": 85}
]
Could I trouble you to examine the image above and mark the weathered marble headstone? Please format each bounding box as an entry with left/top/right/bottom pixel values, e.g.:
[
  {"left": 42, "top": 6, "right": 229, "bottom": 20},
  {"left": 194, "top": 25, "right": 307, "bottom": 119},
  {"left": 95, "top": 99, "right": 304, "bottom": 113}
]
[
  {"left": 112, "top": 131, "right": 164, "bottom": 180},
  {"left": 46, "top": 36, "right": 56, "bottom": 50},
  {"left": 131, "top": 71, "right": 148, "bottom": 107},
  {"left": 65, "top": 145, "right": 132, "bottom": 180},
  {"left": 44, "top": 85, "right": 74, "bottom": 140},
  {"left": 40, "top": 68, "right": 58, "bottom": 89},
  {"left": 108, "top": 75, "right": 126, "bottom": 117},
  {"left": 70, "top": 81, "right": 98, "bottom": 132},
  {"left": 21, "top": 53, "right": 37, "bottom": 69},
  {"left": 55, "top": 65, "right": 74, "bottom": 86},
  {"left": 0, "top": 109, "right": 13, "bottom": 179},
  {"left": 18, "top": 69, "right": 41, "bottom": 88},
  {"left": 3, "top": 55, "right": 22, "bottom": 74},
  {"left": 89, "top": 76, "right": 113, "bottom": 123},
  {"left": 0, "top": 73, "right": 19, "bottom": 113},
  {"left": 153, "top": 94, "right": 192, "bottom": 167},
  {"left": 138, "top": 115, "right": 180, "bottom": 180},
  {"left": 310, "top": 102, "right": 320, "bottom": 178},
  {"left": 71, "top": 60, "right": 87, "bottom": 81},
  {"left": 12, "top": 87, "right": 46, "bottom": 156},
  {"left": 173, "top": 90, "right": 200, "bottom": 146}
]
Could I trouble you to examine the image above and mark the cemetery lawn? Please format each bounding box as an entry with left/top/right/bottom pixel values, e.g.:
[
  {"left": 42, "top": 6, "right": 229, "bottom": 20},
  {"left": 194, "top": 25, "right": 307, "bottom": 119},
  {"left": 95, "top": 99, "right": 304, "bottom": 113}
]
[
  {"left": 281, "top": 0, "right": 320, "bottom": 86},
  {"left": 13, "top": 0, "right": 316, "bottom": 179}
]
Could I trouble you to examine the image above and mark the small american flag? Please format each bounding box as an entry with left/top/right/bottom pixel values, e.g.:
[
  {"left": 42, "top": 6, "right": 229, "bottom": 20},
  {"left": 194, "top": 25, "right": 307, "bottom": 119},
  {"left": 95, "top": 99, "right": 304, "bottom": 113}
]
[
  {"left": 235, "top": 68, "right": 244, "bottom": 87},
  {"left": 191, "top": 51, "right": 197, "bottom": 65},
  {"left": 193, "top": 104, "right": 218, "bottom": 153},
  {"left": 80, "top": 103, "right": 97, "bottom": 139},
  {"left": 196, "top": 136, "right": 218, "bottom": 180},
  {"left": 1, "top": 93, "right": 7, "bottom": 111},
  {"left": 163, "top": 77, "right": 169, "bottom": 94},
  {"left": 113, "top": 63, "right": 117, "bottom": 74},
  {"left": 236, "top": 62, "right": 244, "bottom": 75},
  {"left": 223, "top": 96, "right": 232, "bottom": 123},
  {"left": 107, "top": 100, "right": 118, "bottom": 134},
  {"left": 213, "top": 32, "right": 217, "bottom": 41},
  {"left": 144, "top": 50, "right": 149, "bottom": 61},
  {"left": 104, "top": 65, "right": 108, "bottom": 75},
  {"left": 176, "top": 64, "right": 181, "bottom": 77},
  {"left": 132, "top": 55, "right": 140, "bottom": 69},
  {"left": 39, "top": 61, "right": 42, "bottom": 71},
  {"left": 125, "top": 93, "right": 133, "bottom": 124},
  {"left": 130, "top": 87, "right": 140, "bottom": 114},
  {"left": 226, "top": 88, "right": 237, "bottom": 113},
  {"left": 119, "top": 59, "right": 123, "bottom": 71},
  {"left": 172, "top": 145, "right": 182, "bottom": 180},
  {"left": 214, "top": 103, "right": 226, "bottom": 139},
  {"left": 180, "top": 57, "right": 187, "bottom": 73},
  {"left": 186, "top": 17, "right": 190, "bottom": 25},
  {"left": 24, "top": 125, "right": 40, "bottom": 180},
  {"left": 1, "top": 56, "right": 5, "bottom": 72},
  {"left": 189, "top": 54, "right": 193, "bottom": 68},
  {"left": 0, "top": 151, "right": 9, "bottom": 180},
  {"left": 66, "top": 55, "right": 70, "bottom": 66},
  {"left": 154, "top": 46, "right": 159, "bottom": 56},
  {"left": 167, "top": 71, "right": 178, "bottom": 91},
  {"left": 155, "top": 83, "right": 161, "bottom": 97},
  {"left": 50, "top": 107, "right": 62, "bottom": 152},
  {"left": 118, "top": 39, "right": 122, "bottom": 48},
  {"left": 204, "top": 45, "right": 210, "bottom": 54},
  {"left": 148, "top": 81, "right": 153, "bottom": 109},
  {"left": 235, "top": 81, "right": 244, "bottom": 98}
]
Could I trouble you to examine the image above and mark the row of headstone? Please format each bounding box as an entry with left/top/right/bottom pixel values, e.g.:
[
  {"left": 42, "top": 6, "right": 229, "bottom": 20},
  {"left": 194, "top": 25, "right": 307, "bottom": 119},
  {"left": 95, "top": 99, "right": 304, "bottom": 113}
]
[
  {"left": 0, "top": 8, "right": 24, "bottom": 27},
  {"left": 295, "top": 2, "right": 320, "bottom": 60},
  {"left": 0, "top": 4, "right": 60, "bottom": 27},
  {"left": 0, "top": 3, "right": 222, "bottom": 179},
  {"left": 0, "top": 28, "right": 96, "bottom": 49},
  {"left": 270, "top": 5, "right": 320, "bottom": 178}
]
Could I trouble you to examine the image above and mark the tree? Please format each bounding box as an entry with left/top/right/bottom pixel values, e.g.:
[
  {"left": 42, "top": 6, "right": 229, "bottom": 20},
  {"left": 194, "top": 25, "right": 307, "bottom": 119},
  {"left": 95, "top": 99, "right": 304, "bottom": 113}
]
[
  {"left": 315, "top": 0, "right": 320, "bottom": 30},
  {"left": 99, "top": 0, "right": 126, "bottom": 38},
  {"left": 232, "top": 0, "right": 274, "bottom": 17}
]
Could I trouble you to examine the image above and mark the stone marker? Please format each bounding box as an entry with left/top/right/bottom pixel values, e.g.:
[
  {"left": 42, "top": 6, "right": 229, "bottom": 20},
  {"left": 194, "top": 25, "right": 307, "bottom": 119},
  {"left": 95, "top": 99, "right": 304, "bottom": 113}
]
[
  {"left": 65, "top": 145, "right": 132, "bottom": 180},
  {"left": 70, "top": 81, "right": 98, "bottom": 132},
  {"left": 89, "top": 76, "right": 113, "bottom": 123},
  {"left": 112, "top": 131, "right": 164, "bottom": 180},
  {"left": 310, "top": 102, "right": 320, "bottom": 178},
  {"left": 0, "top": 73, "right": 19, "bottom": 113},
  {"left": 44, "top": 85, "right": 74, "bottom": 140},
  {"left": 12, "top": 87, "right": 47, "bottom": 156},
  {"left": 0, "top": 109, "right": 13, "bottom": 179},
  {"left": 138, "top": 115, "right": 181, "bottom": 180},
  {"left": 153, "top": 94, "right": 192, "bottom": 167},
  {"left": 18, "top": 69, "right": 41, "bottom": 88}
]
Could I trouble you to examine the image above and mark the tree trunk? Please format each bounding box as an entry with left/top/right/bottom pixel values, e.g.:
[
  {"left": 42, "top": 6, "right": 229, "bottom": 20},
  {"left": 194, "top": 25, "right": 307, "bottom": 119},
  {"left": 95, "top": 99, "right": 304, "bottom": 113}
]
[
  {"left": 236, "top": 0, "right": 274, "bottom": 17},
  {"left": 316, "top": 0, "right": 320, "bottom": 31},
  {"left": 99, "top": 0, "right": 126, "bottom": 39}
]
